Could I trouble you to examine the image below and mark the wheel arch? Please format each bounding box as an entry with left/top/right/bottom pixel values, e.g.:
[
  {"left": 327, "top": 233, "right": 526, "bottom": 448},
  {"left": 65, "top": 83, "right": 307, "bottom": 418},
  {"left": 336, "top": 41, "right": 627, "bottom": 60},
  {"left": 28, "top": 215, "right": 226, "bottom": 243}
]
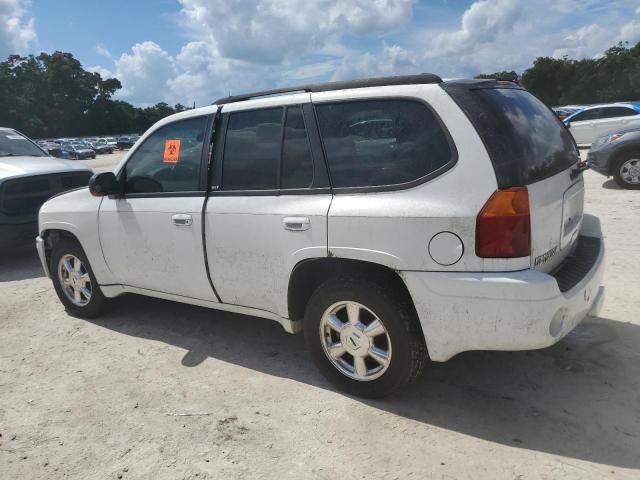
[
  {"left": 40, "top": 226, "right": 116, "bottom": 286},
  {"left": 609, "top": 146, "right": 640, "bottom": 175},
  {"left": 41, "top": 228, "right": 84, "bottom": 269},
  {"left": 287, "top": 257, "right": 425, "bottom": 342}
]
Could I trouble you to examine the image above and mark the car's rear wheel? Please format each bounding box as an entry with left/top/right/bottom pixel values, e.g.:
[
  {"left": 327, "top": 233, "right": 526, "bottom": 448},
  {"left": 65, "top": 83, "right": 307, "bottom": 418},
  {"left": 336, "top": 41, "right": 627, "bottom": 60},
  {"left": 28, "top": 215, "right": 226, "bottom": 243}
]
[
  {"left": 50, "top": 239, "right": 109, "bottom": 318},
  {"left": 304, "top": 277, "right": 427, "bottom": 398},
  {"left": 613, "top": 152, "right": 640, "bottom": 189}
]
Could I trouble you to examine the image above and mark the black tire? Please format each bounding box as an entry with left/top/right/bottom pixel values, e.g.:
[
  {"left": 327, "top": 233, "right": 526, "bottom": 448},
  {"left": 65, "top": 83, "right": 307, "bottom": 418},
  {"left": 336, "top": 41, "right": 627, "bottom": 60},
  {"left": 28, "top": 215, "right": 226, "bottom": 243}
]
[
  {"left": 612, "top": 152, "right": 640, "bottom": 189},
  {"left": 304, "top": 276, "right": 428, "bottom": 398},
  {"left": 49, "top": 238, "right": 109, "bottom": 318}
]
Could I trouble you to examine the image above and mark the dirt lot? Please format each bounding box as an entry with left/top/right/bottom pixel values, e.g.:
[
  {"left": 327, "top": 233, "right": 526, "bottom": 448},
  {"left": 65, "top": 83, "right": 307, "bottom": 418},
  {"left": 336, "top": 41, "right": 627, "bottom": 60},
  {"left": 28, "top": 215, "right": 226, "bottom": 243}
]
[{"left": 1, "top": 153, "right": 639, "bottom": 479}]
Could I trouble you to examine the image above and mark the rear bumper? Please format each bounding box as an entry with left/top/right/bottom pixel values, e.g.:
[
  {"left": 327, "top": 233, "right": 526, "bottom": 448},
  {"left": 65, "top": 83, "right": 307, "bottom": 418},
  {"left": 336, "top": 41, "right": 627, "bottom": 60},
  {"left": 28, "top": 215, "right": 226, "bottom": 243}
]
[{"left": 402, "top": 214, "right": 605, "bottom": 361}]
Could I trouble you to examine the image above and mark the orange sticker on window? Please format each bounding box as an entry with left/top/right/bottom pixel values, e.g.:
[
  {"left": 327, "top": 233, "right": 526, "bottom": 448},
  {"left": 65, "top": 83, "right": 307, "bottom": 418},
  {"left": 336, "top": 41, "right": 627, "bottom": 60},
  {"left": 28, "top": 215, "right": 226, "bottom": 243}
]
[{"left": 163, "top": 139, "right": 181, "bottom": 163}]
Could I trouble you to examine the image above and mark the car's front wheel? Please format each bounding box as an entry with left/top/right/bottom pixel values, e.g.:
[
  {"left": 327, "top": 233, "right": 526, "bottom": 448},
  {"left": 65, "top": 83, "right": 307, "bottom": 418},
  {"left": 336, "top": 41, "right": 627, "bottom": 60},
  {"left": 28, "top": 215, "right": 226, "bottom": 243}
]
[
  {"left": 50, "top": 239, "right": 109, "bottom": 318},
  {"left": 304, "top": 277, "right": 427, "bottom": 398},
  {"left": 613, "top": 152, "right": 640, "bottom": 189}
]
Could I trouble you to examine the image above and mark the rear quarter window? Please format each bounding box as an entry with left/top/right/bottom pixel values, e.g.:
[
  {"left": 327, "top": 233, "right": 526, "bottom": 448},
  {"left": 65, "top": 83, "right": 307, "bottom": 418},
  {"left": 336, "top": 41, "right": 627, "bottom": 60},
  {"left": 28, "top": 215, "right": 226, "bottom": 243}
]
[
  {"left": 442, "top": 84, "right": 579, "bottom": 188},
  {"left": 315, "top": 99, "right": 454, "bottom": 189}
]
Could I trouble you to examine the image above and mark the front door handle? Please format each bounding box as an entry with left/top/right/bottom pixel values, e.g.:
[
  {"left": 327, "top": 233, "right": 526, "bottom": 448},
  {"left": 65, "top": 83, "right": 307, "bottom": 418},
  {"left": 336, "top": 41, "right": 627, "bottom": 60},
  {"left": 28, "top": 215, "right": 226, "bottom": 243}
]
[
  {"left": 283, "top": 216, "right": 310, "bottom": 231},
  {"left": 172, "top": 214, "right": 193, "bottom": 226}
]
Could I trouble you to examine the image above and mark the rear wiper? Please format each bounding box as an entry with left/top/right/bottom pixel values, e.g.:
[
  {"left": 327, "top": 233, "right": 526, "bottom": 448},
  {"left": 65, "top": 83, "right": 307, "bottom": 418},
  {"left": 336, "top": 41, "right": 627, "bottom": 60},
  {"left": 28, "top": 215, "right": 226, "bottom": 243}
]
[
  {"left": 0, "top": 153, "right": 18, "bottom": 157},
  {"left": 570, "top": 161, "right": 590, "bottom": 180}
]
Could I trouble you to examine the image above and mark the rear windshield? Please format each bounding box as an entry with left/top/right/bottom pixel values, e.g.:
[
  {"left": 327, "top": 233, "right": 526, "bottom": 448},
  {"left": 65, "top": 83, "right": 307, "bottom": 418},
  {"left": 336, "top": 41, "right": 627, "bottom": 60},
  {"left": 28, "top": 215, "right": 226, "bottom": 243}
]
[{"left": 442, "top": 84, "right": 579, "bottom": 187}]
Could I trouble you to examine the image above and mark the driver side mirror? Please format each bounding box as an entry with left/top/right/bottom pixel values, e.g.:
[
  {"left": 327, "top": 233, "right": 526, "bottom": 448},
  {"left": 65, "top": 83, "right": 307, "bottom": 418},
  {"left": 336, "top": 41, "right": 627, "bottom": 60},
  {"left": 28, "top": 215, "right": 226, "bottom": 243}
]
[{"left": 89, "top": 171, "right": 120, "bottom": 197}]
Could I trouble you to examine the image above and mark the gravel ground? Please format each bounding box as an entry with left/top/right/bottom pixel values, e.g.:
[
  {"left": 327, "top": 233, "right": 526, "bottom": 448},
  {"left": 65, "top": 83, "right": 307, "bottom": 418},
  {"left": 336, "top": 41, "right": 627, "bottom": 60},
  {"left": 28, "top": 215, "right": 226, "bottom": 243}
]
[{"left": 1, "top": 153, "right": 639, "bottom": 480}]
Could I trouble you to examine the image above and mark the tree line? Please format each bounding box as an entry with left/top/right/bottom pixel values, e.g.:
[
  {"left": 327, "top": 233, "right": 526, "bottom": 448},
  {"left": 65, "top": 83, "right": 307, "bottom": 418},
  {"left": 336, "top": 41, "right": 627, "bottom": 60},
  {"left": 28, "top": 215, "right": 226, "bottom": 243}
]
[
  {"left": 0, "top": 52, "right": 187, "bottom": 139},
  {"left": 477, "top": 41, "right": 640, "bottom": 106},
  {"left": 3, "top": 42, "right": 640, "bottom": 139}
]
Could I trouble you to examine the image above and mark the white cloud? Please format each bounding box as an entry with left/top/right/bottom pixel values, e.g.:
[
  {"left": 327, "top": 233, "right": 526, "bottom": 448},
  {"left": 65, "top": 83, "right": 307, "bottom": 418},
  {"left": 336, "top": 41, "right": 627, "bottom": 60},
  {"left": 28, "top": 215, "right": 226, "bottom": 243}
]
[
  {"left": 332, "top": 43, "right": 418, "bottom": 80},
  {"left": 93, "top": 0, "right": 640, "bottom": 105},
  {"left": 0, "top": 0, "right": 37, "bottom": 59},
  {"left": 112, "top": 41, "right": 177, "bottom": 104},
  {"left": 552, "top": 24, "right": 611, "bottom": 59},
  {"left": 96, "top": 44, "right": 111, "bottom": 58},
  {"left": 87, "top": 65, "right": 113, "bottom": 79},
  {"left": 178, "top": 0, "right": 415, "bottom": 64},
  {"left": 428, "top": 0, "right": 523, "bottom": 58},
  {"left": 620, "top": 19, "right": 640, "bottom": 44},
  {"left": 101, "top": 1, "right": 417, "bottom": 105}
]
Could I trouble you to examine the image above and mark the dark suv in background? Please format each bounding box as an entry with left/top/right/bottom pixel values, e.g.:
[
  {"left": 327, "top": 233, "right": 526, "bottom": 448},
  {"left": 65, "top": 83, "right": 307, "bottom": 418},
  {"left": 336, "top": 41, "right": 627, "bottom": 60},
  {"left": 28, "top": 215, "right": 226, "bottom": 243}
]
[{"left": 587, "top": 128, "right": 640, "bottom": 189}]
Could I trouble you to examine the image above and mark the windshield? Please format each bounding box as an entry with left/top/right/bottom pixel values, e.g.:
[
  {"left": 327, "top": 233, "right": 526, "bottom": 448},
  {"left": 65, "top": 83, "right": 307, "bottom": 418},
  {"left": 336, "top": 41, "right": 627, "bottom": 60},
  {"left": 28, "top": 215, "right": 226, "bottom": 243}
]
[
  {"left": 0, "top": 131, "right": 47, "bottom": 157},
  {"left": 442, "top": 83, "right": 579, "bottom": 187}
]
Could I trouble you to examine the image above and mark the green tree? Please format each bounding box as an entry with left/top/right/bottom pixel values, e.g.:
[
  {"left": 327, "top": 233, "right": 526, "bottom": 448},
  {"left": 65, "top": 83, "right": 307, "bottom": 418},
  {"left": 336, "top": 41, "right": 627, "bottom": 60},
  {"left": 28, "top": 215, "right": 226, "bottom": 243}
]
[
  {"left": 475, "top": 70, "right": 520, "bottom": 82},
  {"left": 476, "top": 41, "right": 640, "bottom": 106},
  {"left": 519, "top": 42, "right": 640, "bottom": 105},
  {"left": 0, "top": 51, "right": 187, "bottom": 138}
]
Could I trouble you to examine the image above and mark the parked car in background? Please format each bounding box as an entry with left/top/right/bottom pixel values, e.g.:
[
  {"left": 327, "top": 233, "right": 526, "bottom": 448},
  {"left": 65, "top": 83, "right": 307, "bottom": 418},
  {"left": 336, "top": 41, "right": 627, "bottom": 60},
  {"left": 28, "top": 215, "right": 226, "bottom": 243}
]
[
  {"left": 587, "top": 128, "right": 640, "bottom": 189},
  {"left": 564, "top": 103, "right": 640, "bottom": 146},
  {"left": 36, "top": 75, "right": 604, "bottom": 398},
  {"left": 116, "top": 136, "right": 137, "bottom": 150},
  {"left": 63, "top": 143, "right": 95, "bottom": 159},
  {"left": 553, "top": 106, "right": 583, "bottom": 121},
  {"left": 39, "top": 142, "right": 63, "bottom": 158},
  {"left": 87, "top": 141, "right": 113, "bottom": 155},
  {"left": 0, "top": 127, "right": 92, "bottom": 248},
  {"left": 103, "top": 137, "right": 118, "bottom": 148}
]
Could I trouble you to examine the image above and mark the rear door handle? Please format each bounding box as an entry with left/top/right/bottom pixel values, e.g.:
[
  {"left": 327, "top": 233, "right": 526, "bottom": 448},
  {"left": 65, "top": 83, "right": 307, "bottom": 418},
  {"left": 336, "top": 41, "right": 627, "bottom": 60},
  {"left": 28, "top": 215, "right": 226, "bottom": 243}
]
[
  {"left": 283, "top": 216, "right": 310, "bottom": 231},
  {"left": 172, "top": 214, "right": 193, "bottom": 226}
]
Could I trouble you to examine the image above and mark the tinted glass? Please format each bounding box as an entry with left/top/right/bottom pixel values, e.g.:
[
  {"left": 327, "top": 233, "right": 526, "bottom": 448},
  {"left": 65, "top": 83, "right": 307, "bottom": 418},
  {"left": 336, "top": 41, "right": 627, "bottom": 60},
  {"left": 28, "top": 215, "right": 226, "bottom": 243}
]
[
  {"left": 223, "top": 108, "right": 283, "bottom": 190},
  {"left": 443, "top": 85, "right": 579, "bottom": 187},
  {"left": 282, "top": 106, "right": 313, "bottom": 189},
  {"left": 0, "top": 130, "right": 47, "bottom": 157},
  {"left": 316, "top": 100, "right": 452, "bottom": 188},
  {"left": 571, "top": 109, "right": 601, "bottom": 121},
  {"left": 600, "top": 106, "right": 637, "bottom": 118},
  {"left": 124, "top": 117, "right": 206, "bottom": 193}
]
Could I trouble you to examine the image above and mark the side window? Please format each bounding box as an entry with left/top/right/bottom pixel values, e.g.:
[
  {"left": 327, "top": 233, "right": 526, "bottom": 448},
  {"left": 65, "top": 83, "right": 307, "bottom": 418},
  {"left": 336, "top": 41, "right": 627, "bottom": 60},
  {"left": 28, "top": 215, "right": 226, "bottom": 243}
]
[
  {"left": 124, "top": 117, "right": 207, "bottom": 194},
  {"left": 223, "top": 108, "right": 283, "bottom": 190},
  {"left": 281, "top": 106, "right": 314, "bottom": 189},
  {"left": 572, "top": 109, "right": 601, "bottom": 121},
  {"left": 601, "top": 106, "right": 637, "bottom": 118},
  {"left": 315, "top": 100, "right": 452, "bottom": 188}
]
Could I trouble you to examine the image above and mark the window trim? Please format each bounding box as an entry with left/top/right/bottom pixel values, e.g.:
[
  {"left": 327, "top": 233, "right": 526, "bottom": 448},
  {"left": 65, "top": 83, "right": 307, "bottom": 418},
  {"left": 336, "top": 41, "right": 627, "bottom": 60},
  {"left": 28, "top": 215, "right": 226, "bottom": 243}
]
[
  {"left": 117, "top": 114, "right": 212, "bottom": 199},
  {"left": 280, "top": 104, "right": 316, "bottom": 190},
  {"left": 212, "top": 104, "right": 329, "bottom": 196},
  {"left": 219, "top": 105, "right": 284, "bottom": 192},
  {"left": 312, "top": 96, "right": 458, "bottom": 194}
]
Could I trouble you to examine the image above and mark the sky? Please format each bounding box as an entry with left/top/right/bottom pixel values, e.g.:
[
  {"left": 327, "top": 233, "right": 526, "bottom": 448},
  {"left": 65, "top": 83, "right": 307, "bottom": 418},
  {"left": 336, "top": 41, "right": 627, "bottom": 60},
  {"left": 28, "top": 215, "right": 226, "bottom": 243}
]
[{"left": 2, "top": 0, "right": 640, "bottom": 106}]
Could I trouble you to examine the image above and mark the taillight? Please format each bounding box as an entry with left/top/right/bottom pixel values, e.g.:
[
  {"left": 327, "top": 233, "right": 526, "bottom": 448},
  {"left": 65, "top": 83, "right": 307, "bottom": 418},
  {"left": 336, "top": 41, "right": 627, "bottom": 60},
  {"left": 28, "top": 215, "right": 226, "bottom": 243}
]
[{"left": 476, "top": 187, "right": 531, "bottom": 258}]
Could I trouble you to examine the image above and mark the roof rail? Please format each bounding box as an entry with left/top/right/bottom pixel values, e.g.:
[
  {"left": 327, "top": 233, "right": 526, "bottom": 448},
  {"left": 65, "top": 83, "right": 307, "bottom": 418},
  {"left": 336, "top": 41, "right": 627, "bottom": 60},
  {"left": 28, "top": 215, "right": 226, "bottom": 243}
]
[{"left": 214, "top": 73, "right": 443, "bottom": 105}]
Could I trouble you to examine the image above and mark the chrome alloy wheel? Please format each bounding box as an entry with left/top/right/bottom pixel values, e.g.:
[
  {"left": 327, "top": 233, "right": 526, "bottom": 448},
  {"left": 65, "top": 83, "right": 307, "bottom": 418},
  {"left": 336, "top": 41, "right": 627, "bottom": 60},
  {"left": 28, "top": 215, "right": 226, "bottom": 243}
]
[
  {"left": 620, "top": 159, "right": 640, "bottom": 185},
  {"left": 58, "top": 254, "right": 92, "bottom": 307},
  {"left": 319, "top": 301, "right": 392, "bottom": 381}
]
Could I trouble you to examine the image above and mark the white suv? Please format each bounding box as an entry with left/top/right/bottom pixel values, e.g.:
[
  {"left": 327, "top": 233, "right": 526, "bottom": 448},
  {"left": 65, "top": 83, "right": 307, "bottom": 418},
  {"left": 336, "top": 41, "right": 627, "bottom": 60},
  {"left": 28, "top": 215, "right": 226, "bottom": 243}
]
[{"left": 36, "top": 75, "right": 605, "bottom": 398}]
